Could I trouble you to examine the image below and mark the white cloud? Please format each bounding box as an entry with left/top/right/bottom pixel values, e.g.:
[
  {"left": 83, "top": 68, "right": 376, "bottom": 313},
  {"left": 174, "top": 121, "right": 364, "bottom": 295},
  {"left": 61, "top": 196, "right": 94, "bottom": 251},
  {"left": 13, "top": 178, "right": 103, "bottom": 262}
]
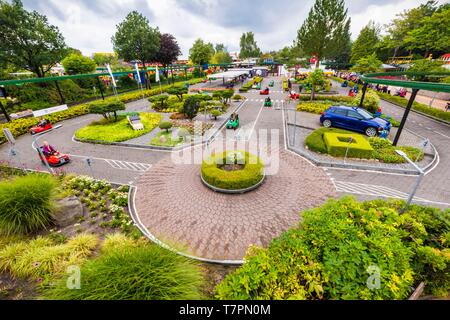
[{"left": 19, "top": 0, "right": 449, "bottom": 59}]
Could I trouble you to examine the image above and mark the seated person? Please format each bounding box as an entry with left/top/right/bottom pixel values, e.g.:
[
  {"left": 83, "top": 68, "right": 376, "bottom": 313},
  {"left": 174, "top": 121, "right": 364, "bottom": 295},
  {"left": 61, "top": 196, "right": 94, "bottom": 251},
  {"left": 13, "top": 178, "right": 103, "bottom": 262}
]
[
  {"left": 265, "top": 97, "right": 271, "bottom": 103},
  {"left": 42, "top": 141, "right": 57, "bottom": 156},
  {"left": 230, "top": 113, "right": 236, "bottom": 121},
  {"left": 38, "top": 118, "right": 49, "bottom": 127}
]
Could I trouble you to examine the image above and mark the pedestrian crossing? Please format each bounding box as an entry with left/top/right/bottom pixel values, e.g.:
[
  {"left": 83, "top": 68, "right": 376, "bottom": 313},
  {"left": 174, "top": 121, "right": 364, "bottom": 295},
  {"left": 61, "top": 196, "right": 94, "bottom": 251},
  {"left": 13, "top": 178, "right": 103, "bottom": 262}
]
[
  {"left": 105, "top": 159, "right": 152, "bottom": 172},
  {"left": 249, "top": 90, "right": 285, "bottom": 94},
  {"left": 247, "top": 98, "right": 285, "bottom": 103},
  {"left": 333, "top": 180, "right": 429, "bottom": 202}
]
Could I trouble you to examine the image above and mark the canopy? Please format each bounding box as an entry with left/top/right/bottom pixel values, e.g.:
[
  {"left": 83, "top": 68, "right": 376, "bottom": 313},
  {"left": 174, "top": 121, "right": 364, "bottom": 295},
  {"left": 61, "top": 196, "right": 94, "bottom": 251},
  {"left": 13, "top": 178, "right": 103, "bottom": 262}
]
[{"left": 207, "top": 70, "right": 249, "bottom": 79}]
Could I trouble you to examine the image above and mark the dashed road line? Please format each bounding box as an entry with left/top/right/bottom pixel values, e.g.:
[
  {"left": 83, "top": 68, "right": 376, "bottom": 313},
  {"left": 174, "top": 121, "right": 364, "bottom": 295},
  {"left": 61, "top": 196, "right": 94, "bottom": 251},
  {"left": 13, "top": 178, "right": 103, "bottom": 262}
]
[{"left": 105, "top": 159, "right": 152, "bottom": 172}]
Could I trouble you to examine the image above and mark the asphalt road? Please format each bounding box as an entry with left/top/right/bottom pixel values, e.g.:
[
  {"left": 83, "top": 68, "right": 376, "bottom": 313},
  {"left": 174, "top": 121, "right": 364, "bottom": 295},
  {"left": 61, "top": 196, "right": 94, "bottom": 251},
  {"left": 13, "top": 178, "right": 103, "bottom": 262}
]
[{"left": 1, "top": 77, "right": 449, "bottom": 207}]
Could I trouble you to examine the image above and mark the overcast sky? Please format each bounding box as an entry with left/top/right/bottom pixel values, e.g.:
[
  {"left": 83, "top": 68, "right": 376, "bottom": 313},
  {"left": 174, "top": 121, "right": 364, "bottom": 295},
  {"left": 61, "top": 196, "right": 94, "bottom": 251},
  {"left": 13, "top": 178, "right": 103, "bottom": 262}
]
[{"left": 19, "top": 0, "right": 449, "bottom": 59}]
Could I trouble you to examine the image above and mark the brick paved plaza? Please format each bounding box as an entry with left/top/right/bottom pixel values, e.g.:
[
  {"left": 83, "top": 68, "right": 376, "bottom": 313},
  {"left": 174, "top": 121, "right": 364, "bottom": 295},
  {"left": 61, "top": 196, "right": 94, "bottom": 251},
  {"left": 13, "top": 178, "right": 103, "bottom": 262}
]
[{"left": 134, "top": 148, "right": 336, "bottom": 261}]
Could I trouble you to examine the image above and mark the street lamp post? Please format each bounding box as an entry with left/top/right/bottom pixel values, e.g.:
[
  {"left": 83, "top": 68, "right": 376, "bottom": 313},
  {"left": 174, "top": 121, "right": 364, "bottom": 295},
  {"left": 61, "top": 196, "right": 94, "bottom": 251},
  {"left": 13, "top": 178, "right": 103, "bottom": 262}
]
[{"left": 395, "top": 149, "right": 425, "bottom": 213}]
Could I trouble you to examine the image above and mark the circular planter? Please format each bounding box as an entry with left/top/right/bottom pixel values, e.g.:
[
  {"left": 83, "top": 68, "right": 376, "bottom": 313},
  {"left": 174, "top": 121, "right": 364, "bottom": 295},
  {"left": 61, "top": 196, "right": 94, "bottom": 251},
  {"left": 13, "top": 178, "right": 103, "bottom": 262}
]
[{"left": 201, "top": 151, "right": 265, "bottom": 194}]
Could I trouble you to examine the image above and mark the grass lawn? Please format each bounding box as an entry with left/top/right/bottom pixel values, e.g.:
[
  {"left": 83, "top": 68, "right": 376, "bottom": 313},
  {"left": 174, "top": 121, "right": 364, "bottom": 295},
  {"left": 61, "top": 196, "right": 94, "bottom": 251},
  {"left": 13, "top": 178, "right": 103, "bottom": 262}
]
[
  {"left": 75, "top": 113, "right": 162, "bottom": 143},
  {"left": 150, "top": 131, "right": 183, "bottom": 147}
]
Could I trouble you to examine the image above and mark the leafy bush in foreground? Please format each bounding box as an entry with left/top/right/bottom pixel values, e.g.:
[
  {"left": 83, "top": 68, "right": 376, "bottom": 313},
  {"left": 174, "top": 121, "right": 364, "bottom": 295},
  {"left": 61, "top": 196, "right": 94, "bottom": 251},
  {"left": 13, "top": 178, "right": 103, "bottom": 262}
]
[
  {"left": 0, "top": 174, "right": 59, "bottom": 235},
  {"left": 216, "top": 197, "right": 450, "bottom": 300},
  {"left": 41, "top": 236, "right": 204, "bottom": 300}
]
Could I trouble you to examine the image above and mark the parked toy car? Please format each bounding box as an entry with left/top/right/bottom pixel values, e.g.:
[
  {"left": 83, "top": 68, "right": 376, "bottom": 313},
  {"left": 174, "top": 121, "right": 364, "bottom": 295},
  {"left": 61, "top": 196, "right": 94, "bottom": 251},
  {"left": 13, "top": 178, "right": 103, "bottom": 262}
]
[
  {"left": 268, "top": 80, "right": 274, "bottom": 87},
  {"left": 290, "top": 92, "right": 301, "bottom": 99},
  {"left": 320, "top": 106, "right": 391, "bottom": 137}
]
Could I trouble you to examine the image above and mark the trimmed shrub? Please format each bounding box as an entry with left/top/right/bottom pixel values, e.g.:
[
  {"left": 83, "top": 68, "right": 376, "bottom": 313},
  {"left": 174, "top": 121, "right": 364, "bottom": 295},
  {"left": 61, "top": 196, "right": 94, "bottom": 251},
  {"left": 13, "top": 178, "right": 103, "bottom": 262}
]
[
  {"left": 297, "top": 102, "right": 333, "bottom": 114},
  {"left": 305, "top": 127, "right": 353, "bottom": 154},
  {"left": 159, "top": 121, "right": 173, "bottom": 133},
  {"left": 352, "top": 90, "right": 380, "bottom": 113},
  {"left": 0, "top": 174, "right": 58, "bottom": 235},
  {"left": 201, "top": 151, "right": 265, "bottom": 190},
  {"left": 41, "top": 239, "right": 204, "bottom": 300},
  {"left": 210, "top": 109, "right": 223, "bottom": 120},
  {"left": 323, "top": 132, "right": 374, "bottom": 158},
  {"left": 232, "top": 94, "right": 244, "bottom": 101},
  {"left": 216, "top": 197, "right": 450, "bottom": 300},
  {"left": 88, "top": 100, "right": 126, "bottom": 121}
]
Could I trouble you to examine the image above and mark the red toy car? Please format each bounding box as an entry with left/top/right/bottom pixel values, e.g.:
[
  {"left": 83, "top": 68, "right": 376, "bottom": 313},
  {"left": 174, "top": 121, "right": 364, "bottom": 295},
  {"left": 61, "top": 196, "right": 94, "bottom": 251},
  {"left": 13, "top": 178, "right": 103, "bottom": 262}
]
[
  {"left": 30, "top": 120, "right": 52, "bottom": 135},
  {"left": 290, "top": 92, "right": 301, "bottom": 99},
  {"left": 260, "top": 88, "right": 269, "bottom": 95},
  {"left": 37, "top": 146, "right": 70, "bottom": 167}
]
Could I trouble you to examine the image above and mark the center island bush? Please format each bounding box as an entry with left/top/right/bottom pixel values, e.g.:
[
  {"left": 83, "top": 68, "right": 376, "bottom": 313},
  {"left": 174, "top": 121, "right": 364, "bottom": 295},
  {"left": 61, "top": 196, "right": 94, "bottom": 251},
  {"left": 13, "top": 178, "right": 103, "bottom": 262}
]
[
  {"left": 75, "top": 113, "right": 162, "bottom": 143},
  {"left": 201, "top": 151, "right": 265, "bottom": 191},
  {"left": 216, "top": 197, "right": 450, "bottom": 300}
]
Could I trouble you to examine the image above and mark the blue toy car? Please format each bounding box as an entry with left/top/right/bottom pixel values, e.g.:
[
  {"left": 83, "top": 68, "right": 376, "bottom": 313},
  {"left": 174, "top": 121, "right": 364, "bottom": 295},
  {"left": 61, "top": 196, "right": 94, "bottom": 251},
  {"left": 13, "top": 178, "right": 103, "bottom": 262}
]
[{"left": 320, "top": 106, "right": 391, "bottom": 137}]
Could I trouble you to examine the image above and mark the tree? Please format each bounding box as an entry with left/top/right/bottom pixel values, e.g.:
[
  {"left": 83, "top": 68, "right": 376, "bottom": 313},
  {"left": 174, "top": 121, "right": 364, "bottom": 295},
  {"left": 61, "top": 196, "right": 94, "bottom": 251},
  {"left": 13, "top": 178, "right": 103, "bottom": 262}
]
[
  {"left": 61, "top": 53, "right": 96, "bottom": 75},
  {"left": 93, "top": 53, "right": 118, "bottom": 67},
  {"left": 215, "top": 44, "right": 227, "bottom": 53},
  {"left": 189, "top": 39, "right": 214, "bottom": 65},
  {"left": 210, "top": 51, "right": 233, "bottom": 64},
  {"left": 155, "top": 33, "right": 181, "bottom": 67},
  {"left": 296, "top": 0, "right": 351, "bottom": 67},
  {"left": 149, "top": 94, "right": 169, "bottom": 111},
  {"left": 239, "top": 32, "right": 261, "bottom": 59},
  {"left": 88, "top": 100, "right": 125, "bottom": 121},
  {"left": 407, "top": 59, "right": 447, "bottom": 81},
  {"left": 403, "top": 5, "right": 450, "bottom": 57},
  {"left": 159, "top": 121, "right": 173, "bottom": 133},
  {"left": 167, "top": 86, "right": 188, "bottom": 101},
  {"left": 112, "top": 11, "right": 160, "bottom": 87},
  {"left": 350, "top": 21, "right": 381, "bottom": 64},
  {"left": 381, "top": 1, "right": 439, "bottom": 57},
  {"left": 183, "top": 96, "right": 200, "bottom": 120},
  {"left": 305, "top": 69, "right": 326, "bottom": 101},
  {"left": 352, "top": 90, "right": 380, "bottom": 113},
  {"left": 0, "top": 0, "right": 67, "bottom": 78},
  {"left": 351, "top": 54, "right": 383, "bottom": 74}
]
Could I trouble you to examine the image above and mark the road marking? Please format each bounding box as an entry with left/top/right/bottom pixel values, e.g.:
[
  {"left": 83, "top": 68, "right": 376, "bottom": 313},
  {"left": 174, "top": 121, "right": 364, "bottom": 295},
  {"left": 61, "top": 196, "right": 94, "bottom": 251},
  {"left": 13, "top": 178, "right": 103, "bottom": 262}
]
[
  {"left": 70, "top": 154, "right": 151, "bottom": 172},
  {"left": 333, "top": 181, "right": 450, "bottom": 206},
  {"left": 433, "top": 131, "right": 450, "bottom": 139}
]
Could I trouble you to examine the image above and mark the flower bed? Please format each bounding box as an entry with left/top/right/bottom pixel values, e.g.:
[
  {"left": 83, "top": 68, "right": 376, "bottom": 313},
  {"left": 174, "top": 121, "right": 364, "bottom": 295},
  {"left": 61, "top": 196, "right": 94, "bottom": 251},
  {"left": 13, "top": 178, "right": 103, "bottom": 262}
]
[
  {"left": 75, "top": 113, "right": 162, "bottom": 143},
  {"left": 201, "top": 151, "right": 265, "bottom": 192}
]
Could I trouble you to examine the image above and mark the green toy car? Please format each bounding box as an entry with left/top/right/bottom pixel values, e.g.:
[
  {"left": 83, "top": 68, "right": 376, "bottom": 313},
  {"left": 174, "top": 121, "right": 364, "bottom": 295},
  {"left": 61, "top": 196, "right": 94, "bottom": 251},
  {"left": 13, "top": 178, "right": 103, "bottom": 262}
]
[
  {"left": 268, "top": 80, "right": 274, "bottom": 87},
  {"left": 264, "top": 98, "right": 272, "bottom": 107},
  {"left": 226, "top": 115, "right": 240, "bottom": 130}
]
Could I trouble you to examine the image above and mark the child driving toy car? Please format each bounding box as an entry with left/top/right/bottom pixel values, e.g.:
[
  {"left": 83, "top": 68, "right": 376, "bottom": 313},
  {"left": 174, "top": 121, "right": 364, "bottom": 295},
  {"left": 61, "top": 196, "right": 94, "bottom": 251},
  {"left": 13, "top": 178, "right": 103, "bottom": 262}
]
[{"left": 42, "top": 141, "right": 58, "bottom": 156}]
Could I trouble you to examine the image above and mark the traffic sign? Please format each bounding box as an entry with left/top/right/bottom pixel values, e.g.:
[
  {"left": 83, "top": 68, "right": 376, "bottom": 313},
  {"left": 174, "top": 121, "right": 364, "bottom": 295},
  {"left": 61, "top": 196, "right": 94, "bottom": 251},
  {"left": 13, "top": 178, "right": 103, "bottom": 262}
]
[
  {"left": 32, "top": 104, "right": 68, "bottom": 118},
  {"left": 2, "top": 128, "right": 15, "bottom": 145}
]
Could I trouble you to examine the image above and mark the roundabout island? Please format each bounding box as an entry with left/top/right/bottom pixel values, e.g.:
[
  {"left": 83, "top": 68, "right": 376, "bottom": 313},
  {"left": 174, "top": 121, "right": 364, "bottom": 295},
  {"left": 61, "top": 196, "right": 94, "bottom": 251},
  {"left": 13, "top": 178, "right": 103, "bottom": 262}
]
[{"left": 132, "top": 148, "right": 336, "bottom": 263}]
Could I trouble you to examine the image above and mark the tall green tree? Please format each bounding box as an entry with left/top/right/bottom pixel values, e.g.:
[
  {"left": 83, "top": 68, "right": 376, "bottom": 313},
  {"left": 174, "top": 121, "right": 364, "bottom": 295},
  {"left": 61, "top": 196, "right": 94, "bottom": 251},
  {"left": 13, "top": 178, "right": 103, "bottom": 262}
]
[
  {"left": 92, "top": 53, "right": 118, "bottom": 67},
  {"left": 215, "top": 44, "right": 227, "bottom": 53},
  {"left": 404, "top": 5, "right": 450, "bottom": 57},
  {"left": 296, "top": 0, "right": 351, "bottom": 67},
  {"left": 61, "top": 53, "right": 96, "bottom": 75},
  {"left": 382, "top": 1, "right": 439, "bottom": 58},
  {"left": 239, "top": 32, "right": 261, "bottom": 59},
  {"left": 350, "top": 53, "right": 383, "bottom": 75},
  {"left": 350, "top": 21, "right": 381, "bottom": 64},
  {"left": 210, "top": 51, "right": 232, "bottom": 64},
  {"left": 0, "top": 0, "right": 67, "bottom": 78},
  {"left": 112, "top": 11, "right": 160, "bottom": 71},
  {"left": 189, "top": 39, "right": 214, "bottom": 65}
]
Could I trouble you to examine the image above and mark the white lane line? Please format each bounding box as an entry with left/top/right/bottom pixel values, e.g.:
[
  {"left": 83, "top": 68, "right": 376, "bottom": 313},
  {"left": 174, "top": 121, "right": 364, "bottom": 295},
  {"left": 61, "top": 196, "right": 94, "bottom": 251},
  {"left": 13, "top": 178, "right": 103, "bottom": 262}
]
[
  {"left": 71, "top": 155, "right": 151, "bottom": 172},
  {"left": 433, "top": 131, "right": 450, "bottom": 139},
  {"left": 334, "top": 181, "right": 450, "bottom": 206}
]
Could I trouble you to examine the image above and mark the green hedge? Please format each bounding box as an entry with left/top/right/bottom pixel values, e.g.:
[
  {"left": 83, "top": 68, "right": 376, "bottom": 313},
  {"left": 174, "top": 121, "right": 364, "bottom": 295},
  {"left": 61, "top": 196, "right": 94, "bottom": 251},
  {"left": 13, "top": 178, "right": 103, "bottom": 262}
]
[
  {"left": 297, "top": 102, "right": 333, "bottom": 114},
  {"left": 377, "top": 92, "right": 450, "bottom": 122},
  {"left": 201, "top": 151, "right": 264, "bottom": 190},
  {"left": 298, "top": 95, "right": 354, "bottom": 103},
  {"left": 324, "top": 132, "right": 374, "bottom": 158},
  {"left": 305, "top": 127, "right": 353, "bottom": 154},
  {"left": 216, "top": 197, "right": 450, "bottom": 299},
  {"left": 305, "top": 128, "right": 424, "bottom": 163}
]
